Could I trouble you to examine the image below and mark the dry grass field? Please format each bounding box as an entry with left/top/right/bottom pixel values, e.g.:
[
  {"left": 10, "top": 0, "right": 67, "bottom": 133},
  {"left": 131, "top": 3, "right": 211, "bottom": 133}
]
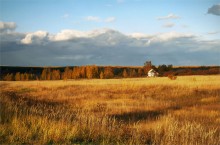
[{"left": 0, "top": 76, "right": 220, "bottom": 144}]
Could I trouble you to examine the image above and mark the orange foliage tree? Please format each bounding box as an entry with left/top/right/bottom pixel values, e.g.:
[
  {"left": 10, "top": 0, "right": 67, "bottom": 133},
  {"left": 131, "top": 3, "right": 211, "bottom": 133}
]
[
  {"left": 103, "top": 67, "right": 114, "bottom": 79},
  {"left": 86, "top": 65, "right": 99, "bottom": 79}
]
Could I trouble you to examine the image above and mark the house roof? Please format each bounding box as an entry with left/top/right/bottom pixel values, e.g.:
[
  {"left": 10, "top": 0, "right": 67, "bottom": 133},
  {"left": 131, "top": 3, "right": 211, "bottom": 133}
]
[{"left": 148, "top": 69, "right": 156, "bottom": 73}]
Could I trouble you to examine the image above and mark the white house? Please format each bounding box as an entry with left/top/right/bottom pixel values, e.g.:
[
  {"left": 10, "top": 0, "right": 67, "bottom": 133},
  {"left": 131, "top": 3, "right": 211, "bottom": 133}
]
[{"left": 148, "top": 69, "right": 159, "bottom": 77}]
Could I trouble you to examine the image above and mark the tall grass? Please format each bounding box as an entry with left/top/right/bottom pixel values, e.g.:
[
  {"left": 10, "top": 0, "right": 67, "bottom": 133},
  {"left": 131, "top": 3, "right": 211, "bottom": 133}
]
[{"left": 0, "top": 76, "right": 220, "bottom": 144}]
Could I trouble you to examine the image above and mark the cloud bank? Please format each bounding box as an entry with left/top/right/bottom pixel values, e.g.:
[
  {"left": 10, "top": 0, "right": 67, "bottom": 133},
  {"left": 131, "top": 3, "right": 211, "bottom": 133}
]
[
  {"left": 0, "top": 21, "right": 16, "bottom": 32},
  {"left": 21, "top": 31, "right": 49, "bottom": 44},
  {"left": 208, "top": 4, "right": 220, "bottom": 16},
  {"left": 1, "top": 21, "right": 219, "bottom": 66},
  {"left": 157, "top": 13, "right": 180, "bottom": 20}
]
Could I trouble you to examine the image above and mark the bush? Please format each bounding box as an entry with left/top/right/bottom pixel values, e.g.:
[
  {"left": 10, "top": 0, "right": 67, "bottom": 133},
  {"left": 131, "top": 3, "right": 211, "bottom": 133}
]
[{"left": 168, "top": 74, "right": 177, "bottom": 80}]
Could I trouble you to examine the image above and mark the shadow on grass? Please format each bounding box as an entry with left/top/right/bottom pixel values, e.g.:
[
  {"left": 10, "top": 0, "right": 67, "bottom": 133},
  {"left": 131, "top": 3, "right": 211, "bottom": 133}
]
[
  {"left": 3, "top": 90, "right": 63, "bottom": 107},
  {"left": 1, "top": 90, "right": 75, "bottom": 122},
  {"left": 110, "top": 110, "right": 163, "bottom": 123},
  {"left": 109, "top": 104, "right": 185, "bottom": 123}
]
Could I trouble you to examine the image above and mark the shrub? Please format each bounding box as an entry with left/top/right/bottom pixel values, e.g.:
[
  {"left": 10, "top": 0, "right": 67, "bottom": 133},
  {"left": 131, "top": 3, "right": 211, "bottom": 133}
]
[{"left": 168, "top": 74, "right": 177, "bottom": 80}]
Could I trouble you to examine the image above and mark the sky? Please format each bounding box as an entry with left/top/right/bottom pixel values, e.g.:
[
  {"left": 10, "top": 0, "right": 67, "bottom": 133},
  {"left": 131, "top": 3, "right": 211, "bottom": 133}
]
[{"left": 0, "top": 0, "right": 220, "bottom": 66}]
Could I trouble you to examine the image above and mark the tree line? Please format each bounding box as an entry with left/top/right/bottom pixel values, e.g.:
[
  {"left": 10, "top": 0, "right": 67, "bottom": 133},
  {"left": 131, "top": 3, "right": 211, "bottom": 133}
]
[
  {"left": 1, "top": 64, "right": 219, "bottom": 81},
  {"left": 2, "top": 65, "right": 146, "bottom": 81}
]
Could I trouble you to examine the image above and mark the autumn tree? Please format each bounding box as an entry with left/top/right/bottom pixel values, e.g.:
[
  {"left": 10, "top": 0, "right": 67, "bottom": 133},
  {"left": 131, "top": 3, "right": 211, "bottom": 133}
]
[
  {"left": 86, "top": 66, "right": 92, "bottom": 79},
  {"left": 41, "top": 68, "right": 52, "bottom": 80},
  {"left": 28, "top": 73, "right": 34, "bottom": 80},
  {"left": 143, "top": 61, "right": 152, "bottom": 75},
  {"left": 41, "top": 68, "right": 47, "bottom": 80},
  {"left": 100, "top": 71, "right": 104, "bottom": 79},
  {"left": 137, "top": 68, "right": 143, "bottom": 77},
  {"left": 122, "top": 69, "right": 128, "bottom": 78},
  {"left": 80, "top": 66, "right": 86, "bottom": 78},
  {"left": 104, "top": 67, "right": 114, "bottom": 79},
  {"left": 72, "top": 67, "right": 81, "bottom": 79},
  {"left": 24, "top": 73, "right": 29, "bottom": 81},
  {"left": 46, "top": 69, "right": 52, "bottom": 80},
  {"left": 21, "top": 73, "right": 25, "bottom": 81},
  {"left": 15, "top": 72, "right": 21, "bottom": 81},
  {"left": 129, "top": 69, "right": 137, "bottom": 77},
  {"left": 62, "top": 67, "right": 72, "bottom": 80},
  {"left": 30, "top": 74, "right": 36, "bottom": 80},
  {"left": 3, "top": 73, "right": 14, "bottom": 81},
  {"left": 52, "top": 70, "right": 61, "bottom": 80},
  {"left": 86, "top": 65, "right": 98, "bottom": 79}
]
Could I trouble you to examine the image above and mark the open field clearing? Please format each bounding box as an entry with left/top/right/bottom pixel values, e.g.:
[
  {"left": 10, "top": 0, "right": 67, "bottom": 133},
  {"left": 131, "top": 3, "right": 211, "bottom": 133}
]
[{"left": 0, "top": 76, "right": 220, "bottom": 144}]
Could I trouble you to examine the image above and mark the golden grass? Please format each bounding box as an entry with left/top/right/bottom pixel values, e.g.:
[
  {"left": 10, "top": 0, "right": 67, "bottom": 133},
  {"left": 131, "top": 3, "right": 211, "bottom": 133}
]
[{"left": 0, "top": 75, "right": 220, "bottom": 144}]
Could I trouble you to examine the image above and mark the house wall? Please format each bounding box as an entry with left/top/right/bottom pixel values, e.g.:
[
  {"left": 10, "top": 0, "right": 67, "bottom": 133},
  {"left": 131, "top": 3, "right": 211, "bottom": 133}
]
[
  {"left": 148, "top": 72, "right": 155, "bottom": 77},
  {"left": 148, "top": 69, "right": 159, "bottom": 77}
]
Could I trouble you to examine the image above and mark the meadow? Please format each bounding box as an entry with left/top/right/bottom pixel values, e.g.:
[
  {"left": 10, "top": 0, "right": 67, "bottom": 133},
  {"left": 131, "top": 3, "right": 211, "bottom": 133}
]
[{"left": 0, "top": 76, "right": 220, "bottom": 144}]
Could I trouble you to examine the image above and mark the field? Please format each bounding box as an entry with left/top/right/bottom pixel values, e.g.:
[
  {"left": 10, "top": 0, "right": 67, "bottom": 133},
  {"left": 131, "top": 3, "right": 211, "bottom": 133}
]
[{"left": 0, "top": 76, "right": 220, "bottom": 144}]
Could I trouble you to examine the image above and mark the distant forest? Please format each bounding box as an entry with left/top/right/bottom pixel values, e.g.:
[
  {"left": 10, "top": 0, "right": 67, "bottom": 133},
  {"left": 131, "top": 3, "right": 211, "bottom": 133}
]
[{"left": 0, "top": 64, "right": 219, "bottom": 81}]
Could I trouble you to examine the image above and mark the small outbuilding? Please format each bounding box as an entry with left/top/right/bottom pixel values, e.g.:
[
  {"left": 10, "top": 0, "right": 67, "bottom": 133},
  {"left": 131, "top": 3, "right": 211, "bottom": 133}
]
[{"left": 148, "top": 69, "right": 159, "bottom": 77}]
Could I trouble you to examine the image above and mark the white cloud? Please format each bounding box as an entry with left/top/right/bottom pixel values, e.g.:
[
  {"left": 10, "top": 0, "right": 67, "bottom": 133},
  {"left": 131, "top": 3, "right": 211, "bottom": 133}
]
[
  {"left": 105, "top": 17, "right": 116, "bottom": 23},
  {"left": 50, "top": 29, "right": 89, "bottom": 41},
  {"left": 50, "top": 28, "right": 121, "bottom": 41},
  {"left": 157, "top": 13, "right": 180, "bottom": 20},
  {"left": 62, "top": 14, "right": 70, "bottom": 18},
  {"left": 86, "top": 16, "right": 101, "bottom": 22},
  {"left": 163, "top": 23, "right": 175, "bottom": 28},
  {"left": 207, "top": 31, "right": 219, "bottom": 35},
  {"left": 21, "top": 31, "right": 49, "bottom": 44},
  {"left": 130, "top": 31, "right": 193, "bottom": 43},
  {"left": 150, "top": 32, "right": 194, "bottom": 43},
  {"left": 129, "top": 33, "right": 152, "bottom": 39},
  {"left": 207, "top": 4, "right": 220, "bottom": 16},
  {"left": 0, "top": 21, "right": 16, "bottom": 32}
]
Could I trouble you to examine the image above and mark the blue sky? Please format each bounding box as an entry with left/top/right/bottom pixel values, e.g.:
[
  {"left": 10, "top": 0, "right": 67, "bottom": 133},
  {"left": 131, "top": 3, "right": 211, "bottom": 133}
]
[
  {"left": 0, "top": 0, "right": 220, "bottom": 66},
  {"left": 1, "top": 0, "right": 219, "bottom": 34}
]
